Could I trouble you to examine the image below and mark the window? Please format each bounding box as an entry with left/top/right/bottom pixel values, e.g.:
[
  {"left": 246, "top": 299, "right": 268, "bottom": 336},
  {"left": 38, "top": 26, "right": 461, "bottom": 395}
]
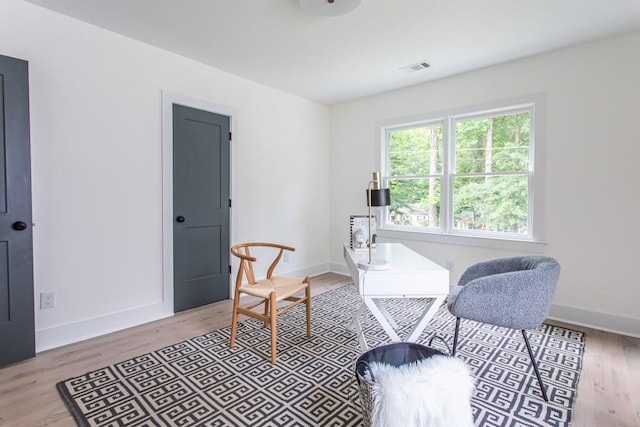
[
  {"left": 387, "top": 122, "right": 444, "bottom": 229},
  {"left": 381, "top": 97, "right": 544, "bottom": 246}
]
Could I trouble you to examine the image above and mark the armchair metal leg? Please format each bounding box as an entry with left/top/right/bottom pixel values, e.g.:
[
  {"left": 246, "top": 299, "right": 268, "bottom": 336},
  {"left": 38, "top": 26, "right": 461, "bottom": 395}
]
[
  {"left": 521, "top": 330, "right": 549, "bottom": 402},
  {"left": 452, "top": 317, "right": 461, "bottom": 357}
]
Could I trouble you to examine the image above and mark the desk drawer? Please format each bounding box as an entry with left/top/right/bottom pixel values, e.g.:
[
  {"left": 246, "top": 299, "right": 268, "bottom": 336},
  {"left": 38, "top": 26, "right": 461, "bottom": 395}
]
[{"left": 362, "top": 273, "right": 449, "bottom": 297}]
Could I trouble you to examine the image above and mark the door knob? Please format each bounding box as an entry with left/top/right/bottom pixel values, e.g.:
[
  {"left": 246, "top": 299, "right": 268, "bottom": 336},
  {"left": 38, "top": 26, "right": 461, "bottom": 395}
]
[
  {"left": 12, "top": 221, "right": 28, "bottom": 231},
  {"left": 176, "top": 216, "right": 185, "bottom": 223}
]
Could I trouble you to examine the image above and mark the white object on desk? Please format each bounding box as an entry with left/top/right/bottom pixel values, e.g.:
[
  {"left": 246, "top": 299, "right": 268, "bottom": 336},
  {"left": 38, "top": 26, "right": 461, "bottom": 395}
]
[{"left": 343, "top": 243, "right": 449, "bottom": 350}]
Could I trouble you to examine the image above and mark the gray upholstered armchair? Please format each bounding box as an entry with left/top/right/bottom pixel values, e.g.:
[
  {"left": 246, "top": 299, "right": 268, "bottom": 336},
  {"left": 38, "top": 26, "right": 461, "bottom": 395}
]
[{"left": 447, "top": 256, "right": 561, "bottom": 401}]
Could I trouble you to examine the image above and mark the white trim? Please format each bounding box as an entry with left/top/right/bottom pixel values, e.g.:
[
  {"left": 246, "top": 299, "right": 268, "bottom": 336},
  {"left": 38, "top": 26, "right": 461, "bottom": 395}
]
[
  {"left": 284, "top": 263, "right": 332, "bottom": 279},
  {"left": 376, "top": 93, "right": 547, "bottom": 248},
  {"left": 161, "top": 91, "right": 238, "bottom": 311},
  {"left": 330, "top": 262, "right": 351, "bottom": 276},
  {"left": 548, "top": 304, "right": 640, "bottom": 339},
  {"left": 36, "top": 302, "right": 172, "bottom": 352},
  {"left": 377, "top": 228, "right": 546, "bottom": 253},
  {"left": 41, "top": 261, "right": 635, "bottom": 352},
  {"left": 35, "top": 264, "right": 328, "bottom": 352},
  {"left": 331, "top": 261, "right": 640, "bottom": 339}
]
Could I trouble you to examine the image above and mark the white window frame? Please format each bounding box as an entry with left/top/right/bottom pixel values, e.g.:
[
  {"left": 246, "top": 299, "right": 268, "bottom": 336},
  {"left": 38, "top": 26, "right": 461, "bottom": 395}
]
[{"left": 376, "top": 94, "right": 547, "bottom": 252}]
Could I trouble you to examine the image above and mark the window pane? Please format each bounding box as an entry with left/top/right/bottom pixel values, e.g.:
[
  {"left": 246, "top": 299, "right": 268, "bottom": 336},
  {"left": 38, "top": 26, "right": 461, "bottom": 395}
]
[
  {"left": 455, "top": 112, "right": 530, "bottom": 174},
  {"left": 452, "top": 175, "right": 528, "bottom": 234},
  {"left": 388, "top": 125, "right": 443, "bottom": 176},
  {"left": 387, "top": 178, "right": 440, "bottom": 228}
]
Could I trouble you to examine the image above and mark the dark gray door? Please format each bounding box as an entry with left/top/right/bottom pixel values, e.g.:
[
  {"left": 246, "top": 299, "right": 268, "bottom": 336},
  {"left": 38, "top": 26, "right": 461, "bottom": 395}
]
[
  {"left": 0, "top": 55, "right": 35, "bottom": 367},
  {"left": 173, "top": 104, "right": 230, "bottom": 312}
]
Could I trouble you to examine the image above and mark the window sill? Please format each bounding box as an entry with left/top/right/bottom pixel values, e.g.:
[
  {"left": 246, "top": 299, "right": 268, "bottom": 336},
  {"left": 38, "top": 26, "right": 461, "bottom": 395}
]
[{"left": 377, "top": 228, "right": 547, "bottom": 253}]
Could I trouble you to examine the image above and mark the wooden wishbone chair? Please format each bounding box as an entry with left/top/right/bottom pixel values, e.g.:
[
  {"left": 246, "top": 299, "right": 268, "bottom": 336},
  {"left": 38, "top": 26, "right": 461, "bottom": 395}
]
[{"left": 229, "top": 242, "right": 311, "bottom": 364}]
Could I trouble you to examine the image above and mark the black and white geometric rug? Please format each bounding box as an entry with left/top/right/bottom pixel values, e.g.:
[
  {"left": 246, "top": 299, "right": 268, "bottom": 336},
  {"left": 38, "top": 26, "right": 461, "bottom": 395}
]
[{"left": 57, "top": 284, "right": 584, "bottom": 426}]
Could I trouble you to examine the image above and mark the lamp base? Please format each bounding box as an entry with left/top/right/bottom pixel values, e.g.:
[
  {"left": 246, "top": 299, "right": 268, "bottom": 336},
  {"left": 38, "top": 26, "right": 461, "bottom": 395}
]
[{"left": 358, "top": 259, "right": 391, "bottom": 270}]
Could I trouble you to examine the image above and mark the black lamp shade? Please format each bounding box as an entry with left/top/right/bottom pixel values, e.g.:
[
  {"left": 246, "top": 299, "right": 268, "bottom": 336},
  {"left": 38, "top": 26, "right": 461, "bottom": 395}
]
[{"left": 366, "top": 188, "right": 391, "bottom": 207}]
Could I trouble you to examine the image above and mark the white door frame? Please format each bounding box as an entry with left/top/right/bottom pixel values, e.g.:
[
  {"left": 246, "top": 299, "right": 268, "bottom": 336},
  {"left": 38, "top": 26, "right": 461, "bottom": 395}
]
[{"left": 161, "top": 90, "right": 237, "bottom": 314}]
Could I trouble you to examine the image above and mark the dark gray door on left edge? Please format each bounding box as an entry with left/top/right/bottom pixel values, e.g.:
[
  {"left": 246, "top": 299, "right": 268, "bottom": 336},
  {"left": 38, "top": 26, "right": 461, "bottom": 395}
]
[
  {"left": 173, "top": 104, "right": 230, "bottom": 312},
  {"left": 0, "top": 54, "right": 35, "bottom": 367}
]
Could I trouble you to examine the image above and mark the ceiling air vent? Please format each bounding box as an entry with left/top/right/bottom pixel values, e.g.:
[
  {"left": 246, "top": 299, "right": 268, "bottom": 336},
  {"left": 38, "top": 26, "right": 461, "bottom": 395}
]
[{"left": 400, "top": 61, "right": 431, "bottom": 73}]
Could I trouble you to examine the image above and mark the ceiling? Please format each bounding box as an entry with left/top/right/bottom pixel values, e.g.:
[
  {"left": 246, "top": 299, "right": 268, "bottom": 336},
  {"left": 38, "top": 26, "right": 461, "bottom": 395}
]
[{"left": 24, "top": 0, "right": 640, "bottom": 105}]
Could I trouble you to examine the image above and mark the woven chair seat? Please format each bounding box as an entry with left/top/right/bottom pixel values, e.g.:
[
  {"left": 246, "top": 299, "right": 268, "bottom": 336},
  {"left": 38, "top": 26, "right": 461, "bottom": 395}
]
[{"left": 240, "top": 276, "right": 308, "bottom": 301}]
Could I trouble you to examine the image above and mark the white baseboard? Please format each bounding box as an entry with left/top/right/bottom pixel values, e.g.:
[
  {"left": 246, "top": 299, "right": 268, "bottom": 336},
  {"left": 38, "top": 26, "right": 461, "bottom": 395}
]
[
  {"left": 36, "top": 302, "right": 173, "bottom": 352},
  {"left": 37, "top": 264, "right": 333, "bottom": 352},
  {"left": 548, "top": 304, "right": 640, "bottom": 338},
  {"left": 283, "top": 263, "right": 332, "bottom": 280},
  {"left": 42, "top": 264, "right": 633, "bottom": 352},
  {"left": 330, "top": 262, "right": 350, "bottom": 276},
  {"left": 331, "top": 262, "right": 639, "bottom": 339}
]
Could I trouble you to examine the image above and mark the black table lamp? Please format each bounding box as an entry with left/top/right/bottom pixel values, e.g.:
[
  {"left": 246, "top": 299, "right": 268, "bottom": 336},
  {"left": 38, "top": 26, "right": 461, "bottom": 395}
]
[{"left": 358, "top": 171, "right": 391, "bottom": 270}]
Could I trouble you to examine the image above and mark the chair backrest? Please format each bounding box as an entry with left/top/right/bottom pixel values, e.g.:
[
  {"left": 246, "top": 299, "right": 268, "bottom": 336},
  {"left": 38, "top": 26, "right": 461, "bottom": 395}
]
[
  {"left": 230, "top": 242, "right": 295, "bottom": 286},
  {"left": 458, "top": 256, "right": 559, "bottom": 287},
  {"left": 452, "top": 256, "right": 561, "bottom": 329}
]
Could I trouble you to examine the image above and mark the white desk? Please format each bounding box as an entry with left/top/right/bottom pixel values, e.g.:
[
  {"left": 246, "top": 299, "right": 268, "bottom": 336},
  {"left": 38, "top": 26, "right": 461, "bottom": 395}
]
[{"left": 343, "top": 243, "right": 449, "bottom": 350}]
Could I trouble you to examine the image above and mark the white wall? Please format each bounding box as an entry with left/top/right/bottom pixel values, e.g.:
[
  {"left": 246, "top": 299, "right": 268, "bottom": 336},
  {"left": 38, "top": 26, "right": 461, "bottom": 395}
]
[
  {"left": 330, "top": 31, "right": 640, "bottom": 337},
  {"left": 1, "top": 0, "right": 331, "bottom": 351},
  {"left": 1, "top": 0, "right": 637, "bottom": 351}
]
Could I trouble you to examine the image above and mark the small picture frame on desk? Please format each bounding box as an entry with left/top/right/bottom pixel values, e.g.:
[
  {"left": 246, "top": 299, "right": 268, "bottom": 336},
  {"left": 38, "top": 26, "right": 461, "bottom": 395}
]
[{"left": 350, "top": 215, "right": 376, "bottom": 251}]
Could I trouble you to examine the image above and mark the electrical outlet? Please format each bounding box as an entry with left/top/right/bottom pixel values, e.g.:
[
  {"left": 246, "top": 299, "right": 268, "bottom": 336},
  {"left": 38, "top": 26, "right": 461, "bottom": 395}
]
[
  {"left": 40, "top": 291, "right": 56, "bottom": 309},
  {"left": 283, "top": 252, "right": 290, "bottom": 262}
]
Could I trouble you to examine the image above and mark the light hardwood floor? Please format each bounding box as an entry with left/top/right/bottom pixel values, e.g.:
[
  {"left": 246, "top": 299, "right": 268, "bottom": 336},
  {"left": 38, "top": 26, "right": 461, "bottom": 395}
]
[{"left": 0, "top": 272, "right": 638, "bottom": 426}]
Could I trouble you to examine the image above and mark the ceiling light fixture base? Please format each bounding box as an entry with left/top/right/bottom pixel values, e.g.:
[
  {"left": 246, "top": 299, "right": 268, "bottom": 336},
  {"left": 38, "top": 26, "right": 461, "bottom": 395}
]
[{"left": 299, "top": 0, "right": 362, "bottom": 17}]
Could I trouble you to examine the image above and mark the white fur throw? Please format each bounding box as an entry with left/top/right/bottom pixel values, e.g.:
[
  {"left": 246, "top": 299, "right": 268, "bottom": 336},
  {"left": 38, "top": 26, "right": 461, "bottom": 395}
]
[{"left": 368, "top": 355, "right": 475, "bottom": 427}]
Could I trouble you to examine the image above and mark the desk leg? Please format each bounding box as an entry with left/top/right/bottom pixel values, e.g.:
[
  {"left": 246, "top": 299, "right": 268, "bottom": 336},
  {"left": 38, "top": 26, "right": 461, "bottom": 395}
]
[
  {"left": 406, "top": 296, "right": 446, "bottom": 342},
  {"left": 356, "top": 317, "right": 369, "bottom": 351},
  {"left": 372, "top": 298, "right": 400, "bottom": 330},
  {"left": 348, "top": 302, "right": 366, "bottom": 331},
  {"left": 350, "top": 302, "right": 369, "bottom": 351},
  {"left": 365, "top": 297, "right": 402, "bottom": 342}
]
